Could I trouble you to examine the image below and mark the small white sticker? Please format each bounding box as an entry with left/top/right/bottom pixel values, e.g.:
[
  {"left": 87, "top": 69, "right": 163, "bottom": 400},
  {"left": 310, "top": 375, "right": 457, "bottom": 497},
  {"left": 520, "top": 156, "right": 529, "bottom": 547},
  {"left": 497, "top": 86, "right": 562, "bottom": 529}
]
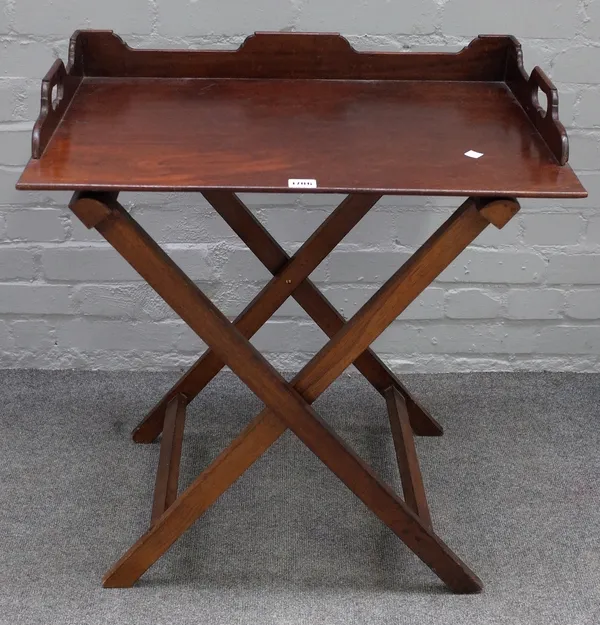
[
  {"left": 288, "top": 178, "right": 317, "bottom": 189},
  {"left": 464, "top": 150, "right": 484, "bottom": 159}
]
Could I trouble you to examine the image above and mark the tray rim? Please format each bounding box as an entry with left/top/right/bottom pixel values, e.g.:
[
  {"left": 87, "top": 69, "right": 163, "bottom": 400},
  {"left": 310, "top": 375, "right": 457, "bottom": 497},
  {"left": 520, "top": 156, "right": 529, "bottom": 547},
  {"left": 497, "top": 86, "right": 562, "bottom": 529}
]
[{"left": 18, "top": 30, "right": 586, "bottom": 198}]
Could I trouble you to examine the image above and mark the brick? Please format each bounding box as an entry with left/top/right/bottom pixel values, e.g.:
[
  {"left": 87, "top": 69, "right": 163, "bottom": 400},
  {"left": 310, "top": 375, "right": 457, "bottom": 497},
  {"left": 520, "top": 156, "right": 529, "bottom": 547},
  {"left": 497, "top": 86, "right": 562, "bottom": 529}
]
[
  {"left": 15, "top": 79, "right": 42, "bottom": 122},
  {"left": 445, "top": 289, "right": 501, "bottom": 319},
  {"left": 442, "top": 0, "right": 579, "bottom": 38},
  {"left": 375, "top": 195, "right": 432, "bottom": 210},
  {"left": 0, "top": 167, "right": 23, "bottom": 206},
  {"left": 218, "top": 248, "right": 274, "bottom": 283},
  {"left": 393, "top": 211, "right": 446, "bottom": 247},
  {"left": 238, "top": 193, "right": 298, "bottom": 209},
  {"left": 576, "top": 88, "right": 600, "bottom": 128},
  {"left": 56, "top": 319, "right": 178, "bottom": 352},
  {"left": 333, "top": 210, "right": 395, "bottom": 247},
  {"left": 553, "top": 48, "right": 600, "bottom": 84},
  {"left": 328, "top": 251, "right": 411, "bottom": 283},
  {"left": 268, "top": 295, "right": 306, "bottom": 318},
  {"left": 522, "top": 213, "right": 584, "bottom": 246},
  {"left": 5, "top": 209, "right": 67, "bottom": 241},
  {"left": 0, "top": 80, "right": 17, "bottom": 121},
  {"left": 474, "top": 215, "right": 521, "bottom": 246},
  {"left": 0, "top": 248, "right": 36, "bottom": 279},
  {"left": 173, "top": 324, "right": 206, "bottom": 354},
  {"left": 402, "top": 287, "right": 445, "bottom": 320},
  {"left": 120, "top": 191, "right": 180, "bottom": 208},
  {"left": 212, "top": 281, "right": 263, "bottom": 318},
  {"left": 567, "top": 132, "right": 600, "bottom": 171},
  {"left": 0, "top": 283, "right": 71, "bottom": 314},
  {"left": 0, "top": 41, "right": 55, "bottom": 79},
  {"left": 157, "top": 1, "right": 295, "bottom": 37},
  {"left": 320, "top": 284, "right": 443, "bottom": 319},
  {"left": 554, "top": 85, "right": 577, "bottom": 128},
  {"left": 69, "top": 216, "right": 104, "bottom": 242},
  {"left": 518, "top": 198, "right": 562, "bottom": 211},
  {"left": 438, "top": 250, "right": 545, "bottom": 284},
  {"left": 373, "top": 322, "right": 538, "bottom": 354},
  {"left": 72, "top": 282, "right": 216, "bottom": 320},
  {"left": 133, "top": 207, "right": 238, "bottom": 244},
  {"left": 297, "top": 0, "right": 437, "bottom": 34},
  {"left": 220, "top": 280, "right": 305, "bottom": 318},
  {"left": 0, "top": 2, "right": 8, "bottom": 33},
  {"left": 42, "top": 245, "right": 214, "bottom": 282},
  {"left": 506, "top": 289, "right": 564, "bottom": 320},
  {"left": 565, "top": 290, "right": 600, "bottom": 320},
  {"left": 138, "top": 285, "right": 186, "bottom": 321},
  {"left": 258, "top": 209, "right": 330, "bottom": 244},
  {"left": 584, "top": 0, "right": 600, "bottom": 40},
  {"left": 72, "top": 285, "right": 139, "bottom": 318},
  {"left": 131, "top": 205, "right": 192, "bottom": 243},
  {"left": 251, "top": 320, "right": 326, "bottom": 354},
  {"left": 175, "top": 318, "right": 325, "bottom": 354},
  {"left": 0, "top": 130, "right": 31, "bottom": 166},
  {"left": 535, "top": 326, "right": 600, "bottom": 354},
  {"left": 546, "top": 255, "right": 600, "bottom": 284},
  {"left": 213, "top": 280, "right": 306, "bottom": 319},
  {"left": 42, "top": 246, "right": 139, "bottom": 282},
  {"left": 14, "top": 0, "right": 152, "bottom": 36},
  {"left": 585, "top": 217, "right": 600, "bottom": 245},
  {"left": 427, "top": 196, "right": 464, "bottom": 210},
  {"left": 318, "top": 284, "right": 373, "bottom": 319},
  {"left": 11, "top": 320, "right": 54, "bottom": 350},
  {"left": 0, "top": 167, "right": 67, "bottom": 207},
  {"left": 3, "top": 78, "right": 46, "bottom": 123},
  {"left": 168, "top": 248, "right": 214, "bottom": 281},
  {"left": 518, "top": 40, "right": 555, "bottom": 75}
]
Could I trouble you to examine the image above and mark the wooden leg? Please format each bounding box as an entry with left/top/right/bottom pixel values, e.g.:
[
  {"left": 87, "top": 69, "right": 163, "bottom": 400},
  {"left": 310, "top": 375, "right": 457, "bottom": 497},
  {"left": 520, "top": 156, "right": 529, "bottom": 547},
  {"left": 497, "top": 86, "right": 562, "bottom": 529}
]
[
  {"left": 104, "top": 410, "right": 286, "bottom": 588},
  {"left": 133, "top": 191, "right": 441, "bottom": 443},
  {"left": 151, "top": 394, "right": 186, "bottom": 525},
  {"left": 384, "top": 387, "right": 432, "bottom": 527},
  {"left": 130, "top": 192, "right": 381, "bottom": 443},
  {"left": 69, "top": 193, "right": 519, "bottom": 592},
  {"left": 105, "top": 407, "right": 477, "bottom": 592}
]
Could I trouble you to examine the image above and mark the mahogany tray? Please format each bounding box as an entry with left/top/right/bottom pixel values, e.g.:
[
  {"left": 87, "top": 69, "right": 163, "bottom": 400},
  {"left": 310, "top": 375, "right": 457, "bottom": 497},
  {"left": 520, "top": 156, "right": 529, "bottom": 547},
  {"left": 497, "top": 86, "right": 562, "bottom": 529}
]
[{"left": 17, "top": 30, "right": 585, "bottom": 198}]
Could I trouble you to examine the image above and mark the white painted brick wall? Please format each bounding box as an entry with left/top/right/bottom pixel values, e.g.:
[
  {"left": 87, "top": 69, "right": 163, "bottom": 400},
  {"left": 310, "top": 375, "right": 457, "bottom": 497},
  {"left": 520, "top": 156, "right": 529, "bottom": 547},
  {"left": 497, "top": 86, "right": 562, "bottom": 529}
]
[
  {"left": 445, "top": 289, "right": 502, "bottom": 319},
  {"left": 1, "top": 0, "right": 600, "bottom": 372},
  {"left": 4, "top": 208, "right": 67, "bottom": 241},
  {"left": 506, "top": 289, "right": 564, "bottom": 320},
  {"left": 566, "top": 289, "right": 600, "bottom": 319}
]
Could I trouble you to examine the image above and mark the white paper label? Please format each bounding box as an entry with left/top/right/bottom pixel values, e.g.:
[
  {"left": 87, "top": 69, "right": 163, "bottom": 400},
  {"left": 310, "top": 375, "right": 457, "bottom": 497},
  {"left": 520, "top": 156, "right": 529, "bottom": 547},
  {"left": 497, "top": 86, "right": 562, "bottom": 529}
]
[
  {"left": 288, "top": 178, "right": 317, "bottom": 189},
  {"left": 464, "top": 150, "right": 484, "bottom": 159}
]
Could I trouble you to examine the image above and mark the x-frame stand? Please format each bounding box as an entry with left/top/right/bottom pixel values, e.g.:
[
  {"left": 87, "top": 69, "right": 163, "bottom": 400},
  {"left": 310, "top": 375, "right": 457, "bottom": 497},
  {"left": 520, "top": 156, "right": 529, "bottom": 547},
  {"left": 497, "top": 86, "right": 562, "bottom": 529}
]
[{"left": 69, "top": 190, "right": 520, "bottom": 593}]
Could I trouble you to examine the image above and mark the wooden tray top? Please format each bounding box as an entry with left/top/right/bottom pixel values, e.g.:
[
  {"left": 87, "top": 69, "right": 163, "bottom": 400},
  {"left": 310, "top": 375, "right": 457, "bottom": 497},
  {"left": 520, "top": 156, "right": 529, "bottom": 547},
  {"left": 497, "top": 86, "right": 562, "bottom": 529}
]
[{"left": 17, "top": 31, "right": 586, "bottom": 198}]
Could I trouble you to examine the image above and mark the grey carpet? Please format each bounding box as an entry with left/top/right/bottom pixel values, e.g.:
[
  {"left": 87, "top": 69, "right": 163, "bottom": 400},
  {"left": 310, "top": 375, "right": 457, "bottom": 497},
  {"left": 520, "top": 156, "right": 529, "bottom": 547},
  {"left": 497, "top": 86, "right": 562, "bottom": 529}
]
[{"left": 0, "top": 370, "right": 599, "bottom": 625}]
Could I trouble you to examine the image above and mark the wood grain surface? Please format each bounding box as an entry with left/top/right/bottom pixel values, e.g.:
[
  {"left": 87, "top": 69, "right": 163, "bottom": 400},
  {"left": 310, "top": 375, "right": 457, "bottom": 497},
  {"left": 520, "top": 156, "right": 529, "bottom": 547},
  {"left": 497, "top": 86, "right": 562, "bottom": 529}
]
[{"left": 18, "top": 31, "right": 585, "bottom": 197}]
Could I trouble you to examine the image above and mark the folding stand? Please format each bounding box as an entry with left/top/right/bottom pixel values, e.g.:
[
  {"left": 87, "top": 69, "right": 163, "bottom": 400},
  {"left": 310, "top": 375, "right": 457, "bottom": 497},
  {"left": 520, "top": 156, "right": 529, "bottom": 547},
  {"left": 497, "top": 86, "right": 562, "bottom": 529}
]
[{"left": 18, "top": 30, "right": 586, "bottom": 593}]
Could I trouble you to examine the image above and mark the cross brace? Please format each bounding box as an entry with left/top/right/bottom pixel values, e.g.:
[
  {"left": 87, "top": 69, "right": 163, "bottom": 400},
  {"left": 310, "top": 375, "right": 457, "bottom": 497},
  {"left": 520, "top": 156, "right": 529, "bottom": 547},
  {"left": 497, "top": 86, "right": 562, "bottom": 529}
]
[
  {"left": 132, "top": 191, "right": 442, "bottom": 442},
  {"left": 68, "top": 190, "right": 519, "bottom": 593}
]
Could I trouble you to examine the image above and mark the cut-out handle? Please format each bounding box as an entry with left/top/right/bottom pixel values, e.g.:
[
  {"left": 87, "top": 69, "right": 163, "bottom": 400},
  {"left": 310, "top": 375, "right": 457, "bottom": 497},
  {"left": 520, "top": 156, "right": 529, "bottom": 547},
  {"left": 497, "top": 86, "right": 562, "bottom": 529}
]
[
  {"left": 32, "top": 59, "right": 77, "bottom": 159},
  {"left": 504, "top": 39, "right": 568, "bottom": 165},
  {"left": 51, "top": 82, "right": 63, "bottom": 111},
  {"left": 42, "top": 59, "right": 66, "bottom": 113},
  {"left": 529, "top": 66, "right": 557, "bottom": 120}
]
